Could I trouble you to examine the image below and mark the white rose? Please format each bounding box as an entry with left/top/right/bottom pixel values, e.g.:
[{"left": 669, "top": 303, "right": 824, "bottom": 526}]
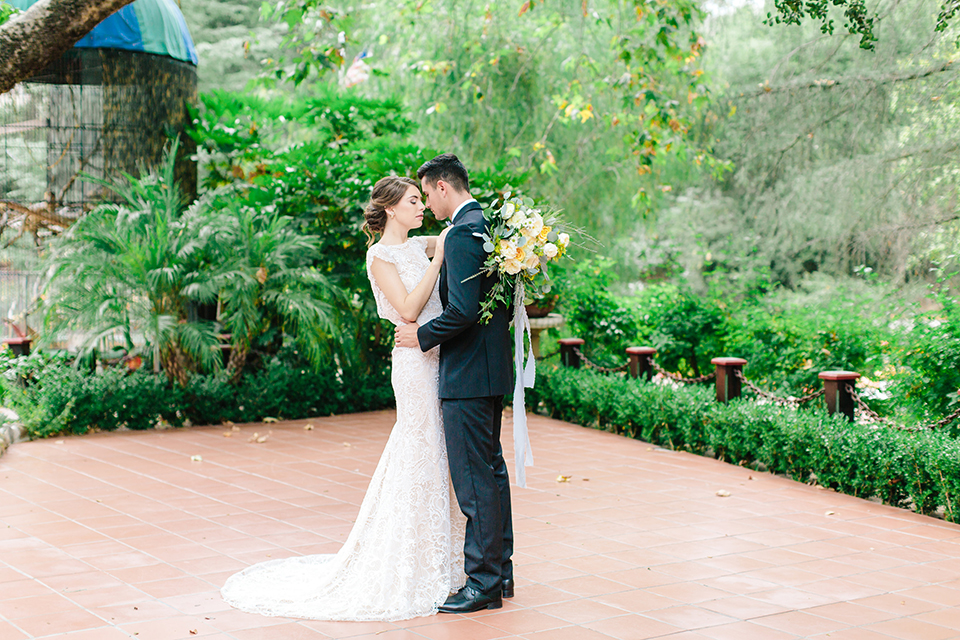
[
  {"left": 501, "top": 202, "right": 516, "bottom": 220},
  {"left": 542, "top": 242, "right": 558, "bottom": 258},
  {"left": 499, "top": 240, "right": 518, "bottom": 259},
  {"left": 558, "top": 232, "right": 570, "bottom": 246},
  {"left": 507, "top": 210, "right": 526, "bottom": 228},
  {"left": 503, "top": 258, "right": 524, "bottom": 275}
]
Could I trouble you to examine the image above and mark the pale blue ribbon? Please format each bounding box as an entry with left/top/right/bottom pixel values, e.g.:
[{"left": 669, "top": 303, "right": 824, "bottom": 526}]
[{"left": 511, "top": 282, "right": 536, "bottom": 488}]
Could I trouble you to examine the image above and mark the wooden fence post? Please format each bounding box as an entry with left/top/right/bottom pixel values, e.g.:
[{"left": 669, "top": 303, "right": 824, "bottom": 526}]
[
  {"left": 626, "top": 347, "right": 656, "bottom": 381},
  {"left": 559, "top": 338, "right": 584, "bottom": 369},
  {"left": 818, "top": 371, "right": 861, "bottom": 422},
  {"left": 711, "top": 357, "right": 747, "bottom": 403}
]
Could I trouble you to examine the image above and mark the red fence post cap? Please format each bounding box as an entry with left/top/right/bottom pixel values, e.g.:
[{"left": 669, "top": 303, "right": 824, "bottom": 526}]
[
  {"left": 558, "top": 338, "right": 585, "bottom": 346},
  {"left": 626, "top": 346, "right": 656, "bottom": 355},
  {"left": 818, "top": 371, "right": 861, "bottom": 381},
  {"left": 711, "top": 357, "right": 747, "bottom": 366}
]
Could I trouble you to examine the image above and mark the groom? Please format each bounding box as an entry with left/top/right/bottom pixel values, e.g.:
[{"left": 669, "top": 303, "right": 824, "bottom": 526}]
[{"left": 395, "top": 153, "right": 515, "bottom": 613}]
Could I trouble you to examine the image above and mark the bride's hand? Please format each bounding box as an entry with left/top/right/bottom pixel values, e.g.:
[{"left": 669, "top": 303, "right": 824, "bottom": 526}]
[{"left": 434, "top": 227, "right": 451, "bottom": 261}]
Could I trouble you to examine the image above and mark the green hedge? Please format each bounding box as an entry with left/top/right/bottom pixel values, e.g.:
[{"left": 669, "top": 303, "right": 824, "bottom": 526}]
[
  {"left": 530, "top": 365, "right": 960, "bottom": 523},
  {"left": 1, "top": 351, "right": 393, "bottom": 439}
]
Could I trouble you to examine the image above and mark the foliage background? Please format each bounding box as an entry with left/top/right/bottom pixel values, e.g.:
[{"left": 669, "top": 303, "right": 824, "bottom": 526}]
[{"left": 5, "top": 0, "right": 960, "bottom": 434}]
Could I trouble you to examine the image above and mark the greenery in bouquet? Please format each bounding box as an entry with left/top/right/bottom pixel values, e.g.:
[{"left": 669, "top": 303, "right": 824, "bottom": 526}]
[{"left": 476, "top": 193, "right": 572, "bottom": 324}]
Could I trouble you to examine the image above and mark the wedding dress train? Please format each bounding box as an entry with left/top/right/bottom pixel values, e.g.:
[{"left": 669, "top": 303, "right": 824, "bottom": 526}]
[{"left": 221, "top": 236, "right": 466, "bottom": 621}]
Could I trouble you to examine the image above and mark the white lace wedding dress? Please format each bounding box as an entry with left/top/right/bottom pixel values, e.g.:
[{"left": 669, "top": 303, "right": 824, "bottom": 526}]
[{"left": 221, "top": 236, "right": 466, "bottom": 621}]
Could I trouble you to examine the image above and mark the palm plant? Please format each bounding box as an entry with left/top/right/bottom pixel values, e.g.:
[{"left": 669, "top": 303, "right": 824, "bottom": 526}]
[
  {"left": 42, "top": 140, "right": 224, "bottom": 386},
  {"left": 215, "top": 203, "right": 341, "bottom": 382}
]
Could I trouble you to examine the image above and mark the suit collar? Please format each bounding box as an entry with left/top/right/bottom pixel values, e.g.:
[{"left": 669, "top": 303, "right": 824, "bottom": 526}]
[{"left": 451, "top": 199, "right": 481, "bottom": 225}]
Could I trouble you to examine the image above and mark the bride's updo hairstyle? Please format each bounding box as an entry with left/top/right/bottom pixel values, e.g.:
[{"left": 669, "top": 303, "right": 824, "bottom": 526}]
[{"left": 363, "top": 176, "right": 419, "bottom": 245}]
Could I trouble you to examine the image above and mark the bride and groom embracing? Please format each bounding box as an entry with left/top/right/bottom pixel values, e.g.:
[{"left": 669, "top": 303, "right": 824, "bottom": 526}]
[{"left": 221, "top": 153, "right": 516, "bottom": 621}]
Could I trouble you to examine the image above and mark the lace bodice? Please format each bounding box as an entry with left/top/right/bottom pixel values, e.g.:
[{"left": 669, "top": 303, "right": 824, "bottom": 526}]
[{"left": 366, "top": 237, "right": 443, "bottom": 327}]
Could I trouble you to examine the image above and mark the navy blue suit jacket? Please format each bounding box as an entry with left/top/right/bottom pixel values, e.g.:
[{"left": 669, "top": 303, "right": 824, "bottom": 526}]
[{"left": 417, "top": 202, "right": 514, "bottom": 399}]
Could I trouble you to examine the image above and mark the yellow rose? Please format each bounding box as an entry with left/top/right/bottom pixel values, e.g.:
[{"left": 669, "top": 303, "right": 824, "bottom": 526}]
[
  {"left": 515, "top": 247, "right": 526, "bottom": 262},
  {"left": 539, "top": 225, "right": 552, "bottom": 241},
  {"left": 503, "top": 258, "right": 524, "bottom": 275}
]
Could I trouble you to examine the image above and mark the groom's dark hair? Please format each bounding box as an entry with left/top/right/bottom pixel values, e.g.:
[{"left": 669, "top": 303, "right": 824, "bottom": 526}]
[{"left": 417, "top": 153, "right": 469, "bottom": 193}]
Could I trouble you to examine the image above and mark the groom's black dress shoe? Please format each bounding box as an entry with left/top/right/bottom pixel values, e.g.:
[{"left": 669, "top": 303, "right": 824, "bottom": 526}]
[
  {"left": 502, "top": 578, "right": 514, "bottom": 598},
  {"left": 439, "top": 585, "right": 503, "bottom": 613}
]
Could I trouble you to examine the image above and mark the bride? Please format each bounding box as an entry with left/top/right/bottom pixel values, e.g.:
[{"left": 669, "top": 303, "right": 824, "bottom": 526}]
[{"left": 221, "top": 176, "right": 466, "bottom": 621}]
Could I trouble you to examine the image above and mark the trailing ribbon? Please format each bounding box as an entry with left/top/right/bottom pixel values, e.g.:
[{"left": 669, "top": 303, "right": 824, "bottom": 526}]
[{"left": 511, "top": 282, "right": 536, "bottom": 488}]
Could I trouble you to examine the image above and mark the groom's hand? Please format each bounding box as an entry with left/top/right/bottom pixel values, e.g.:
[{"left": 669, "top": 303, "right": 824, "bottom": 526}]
[{"left": 395, "top": 323, "right": 421, "bottom": 349}]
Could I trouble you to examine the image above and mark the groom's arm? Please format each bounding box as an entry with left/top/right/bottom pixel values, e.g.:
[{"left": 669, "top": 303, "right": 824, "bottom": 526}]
[{"left": 417, "top": 224, "right": 484, "bottom": 352}]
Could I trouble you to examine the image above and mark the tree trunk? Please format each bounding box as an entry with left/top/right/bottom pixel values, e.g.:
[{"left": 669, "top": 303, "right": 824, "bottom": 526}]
[
  {"left": 161, "top": 344, "right": 191, "bottom": 387},
  {"left": 689, "top": 347, "right": 701, "bottom": 378},
  {"left": 227, "top": 344, "right": 248, "bottom": 385},
  {"left": 0, "top": 0, "right": 137, "bottom": 95}
]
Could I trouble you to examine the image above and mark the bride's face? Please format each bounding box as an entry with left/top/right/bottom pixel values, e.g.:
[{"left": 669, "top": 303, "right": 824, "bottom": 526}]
[{"left": 387, "top": 185, "right": 426, "bottom": 231}]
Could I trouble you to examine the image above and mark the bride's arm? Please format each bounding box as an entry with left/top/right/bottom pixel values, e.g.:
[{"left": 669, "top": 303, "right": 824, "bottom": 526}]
[
  {"left": 424, "top": 235, "right": 439, "bottom": 258},
  {"left": 370, "top": 231, "right": 448, "bottom": 323}
]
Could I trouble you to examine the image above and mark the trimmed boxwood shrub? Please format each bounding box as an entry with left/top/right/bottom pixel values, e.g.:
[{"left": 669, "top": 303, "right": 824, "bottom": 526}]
[
  {"left": 1, "top": 349, "right": 393, "bottom": 439},
  {"left": 530, "top": 365, "right": 960, "bottom": 523}
]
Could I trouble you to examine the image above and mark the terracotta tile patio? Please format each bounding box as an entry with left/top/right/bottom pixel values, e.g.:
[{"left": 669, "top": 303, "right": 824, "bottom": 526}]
[{"left": 2, "top": 410, "right": 960, "bottom": 639}]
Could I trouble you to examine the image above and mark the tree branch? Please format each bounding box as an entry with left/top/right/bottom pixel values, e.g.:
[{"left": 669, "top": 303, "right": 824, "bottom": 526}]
[
  {"left": 750, "top": 59, "right": 956, "bottom": 97},
  {"left": 0, "top": 0, "right": 137, "bottom": 95}
]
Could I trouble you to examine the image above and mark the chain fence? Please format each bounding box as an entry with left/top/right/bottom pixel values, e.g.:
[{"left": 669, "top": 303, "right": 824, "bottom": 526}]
[
  {"left": 571, "top": 346, "right": 629, "bottom": 373},
  {"left": 559, "top": 341, "right": 960, "bottom": 432},
  {"left": 845, "top": 384, "right": 960, "bottom": 433},
  {"left": 647, "top": 357, "right": 715, "bottom": 384},
  {"left": 734, "top": 369, "right": 825, "bottom": 406}
]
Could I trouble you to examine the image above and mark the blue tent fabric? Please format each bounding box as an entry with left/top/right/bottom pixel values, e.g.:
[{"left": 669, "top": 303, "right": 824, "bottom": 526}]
[
  {"left": 10, "top": 0, "right": 198, "bottom": 65},
  {"left": 73, "top": 6, "right": 146, "bottom": 55}
]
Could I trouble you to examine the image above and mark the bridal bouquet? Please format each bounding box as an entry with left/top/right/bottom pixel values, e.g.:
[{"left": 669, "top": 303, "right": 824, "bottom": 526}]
[
  {"left": 476, "top": 193, "right": 571, "bottom": 324},
  {"left": 473, "top": 193, "right": 572, "bottom": 487}
]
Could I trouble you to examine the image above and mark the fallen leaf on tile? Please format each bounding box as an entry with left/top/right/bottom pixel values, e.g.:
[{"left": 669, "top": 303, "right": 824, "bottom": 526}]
[
  {"left": 223, "top": 420, "right": 235, "bottom": 428},
  {"left": 716, "top": 489, "right": 731, "bottom": 497},
  {"left": 304, "top": 423, "right": 315, "bottom": 431},
  {"left": 189, "top": 631, "right": 198, "bottom": 636},
  {"left": 748, "top": 475, "right": 754, "bottom": 480},
  {"left": 582, "top": 478, "right": 590, "bottom": 481},
  {"left": 222, "top": 432, "right": 233, "bottom": 437},
  {"left": 342, "top": 442, "right": 352, "bottom": 447},
  {"left": 232, "top": 425, "right": 240, "bottom": 432},
  {"left": 556, "top": 475, "right": 571, "bottom": 482},
  {"left": 190, "top": 455, "right": 203, "bottom": 462},
  {"left": 55, "top": 440, "right": 64, "bottom": 444},
  {"left": 825, "top": 510, "right": 836, "bottom": 516},
  {"left": 95, "top": 499, "right": 102, "bottom": 503},
  {"left": 263, "top": 417, "right": 278, "bottom": 423}
]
